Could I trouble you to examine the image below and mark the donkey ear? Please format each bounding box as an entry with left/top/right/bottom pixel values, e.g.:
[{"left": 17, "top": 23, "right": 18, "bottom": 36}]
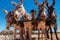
[
  {"left": 2, "top": 8, "right": 8, "bottom": 14},
  {"left": 20, "top": 0, "right": 23, "bottom": 4},
  {"left": 11, "top": 1, "right": 19, "bottom": 7},
  {"left": 11, "top": 9, "right": 15, "bottom": 13},
  {"left": 11, "top": 9, "right": 15, "bottom": 12}
]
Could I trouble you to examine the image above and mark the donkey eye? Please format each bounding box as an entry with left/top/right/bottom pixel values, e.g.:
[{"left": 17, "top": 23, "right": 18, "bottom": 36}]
[{"left": 19, "top": 7, "right": 21, "bottom": 8}]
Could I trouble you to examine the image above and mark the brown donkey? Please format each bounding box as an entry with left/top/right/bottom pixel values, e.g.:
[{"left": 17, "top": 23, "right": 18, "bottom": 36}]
[
  {"left": 46, "top": 0, "right": 59, "bottom": 40},
  {"left": 22, "top": 13, "right": 32, "bottom": 40},
  {"left": 2, "top": 8, "right": 24, "bottom": 40},
  {"left": 11, "top": 0, "right": 32, "bottom": 40},
  {"left": 23, "top": 9, "right": 37, "bottom": 40},
  {"left": 34, "top": 0, "right": 47, "bottom": 40},
  {"left": 11, "top": 0, "right": 32, "bottom": 21}
]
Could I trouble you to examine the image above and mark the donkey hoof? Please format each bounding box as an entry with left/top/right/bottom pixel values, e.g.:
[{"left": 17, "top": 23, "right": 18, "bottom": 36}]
[
  {"left": 57, "top": 38, "right": 60, "bottom": 40},
  {"left": 47, "top": 36, "right": 50, "bottom": 39},
  {"left": 51, "top": 38, "right": 53, "bottom": 40}
]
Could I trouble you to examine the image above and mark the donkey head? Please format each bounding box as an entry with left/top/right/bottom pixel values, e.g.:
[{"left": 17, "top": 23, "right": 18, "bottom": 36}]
[
  {"left": 11, "top": 0, "right": 26, "bottom": 21},
  {"left": 50, "top": 10, "right": 57, "bottom": 20},
  {"left": 38, "top": 4, "right": 46, "bottom": 20},
  {"left": 11, "top": 0, "right": 24, "bottom": 14},
  {"left": 2, "top": 8, "right": 15, "bottom": 30},
  {"left": 48, "top": 6, "right": 57, "bottom": 20}
]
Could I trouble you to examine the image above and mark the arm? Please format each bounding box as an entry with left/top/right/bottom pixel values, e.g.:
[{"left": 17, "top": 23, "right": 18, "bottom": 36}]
[{"left": 34, "top": 0, "right": 39, "bottom": 6}]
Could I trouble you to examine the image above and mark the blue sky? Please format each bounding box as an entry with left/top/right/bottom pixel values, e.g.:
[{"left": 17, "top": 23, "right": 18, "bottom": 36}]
[{"left": 0, "top": 0, "right": 60, "bottom": 32}]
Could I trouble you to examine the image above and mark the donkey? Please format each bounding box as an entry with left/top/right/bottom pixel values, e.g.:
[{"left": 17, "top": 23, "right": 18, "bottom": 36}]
[
  {"left": 11, "top": 0, "right": 32, "bottom": 21},
  {"left": 22, "top": 13, "right": 32, "bottom": 40},
  {"left": 34, "top": 0, "right": 47, "bottom": 40},
  {"left": 2, "top": 8, "right": 24, "bottom": 40},
  {"left": 21, "top": 9, "right": 37, "bottom": 40},
  {"left": 11, "top": 0, "right": 32, "bottom": 40},
  {"left": 46, "top": 0, "right": 59, "bottom": 40}
]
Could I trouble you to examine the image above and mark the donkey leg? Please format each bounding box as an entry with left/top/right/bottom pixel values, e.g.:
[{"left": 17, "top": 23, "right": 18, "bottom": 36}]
[
  {"left": 20, "top": 30, "right": 22, "bottom": 40},
  {"left": 38, "top": 29, "right": 40, "bottom": 40},
  {"left": 28, "top": 27, "right": 32, "bottom": 40},
  {"left": 21, "top": 30, "right": 24, "bottom": 40},
  {"left": 24, "top": 28, "right": 27, "bottom": 40},
  {"left": 46, "top": 29, "right": 49, "bottom": 39},
  {"left": 41, "top": 31, "right": 43, "bottom": 40},
  {"left": 14, "top": 29, "right": 16, "bottom": 40},
  {"left": 27, "top": 30, "right": 29, "bottom": 39},
  {"left": 54, "top": 27, "right": 59, "bottom": 40},
  {"left": 21, "top": 31, "right": 24, "bottom": 40},
  {"left": 50, "top": 27, "right": 53, "bottom": 40},
  {"left": 20, "top": 29, "right": 23, "bottom": 40},
  {"left": 42, "top": 29, "right": 47, "bottom": 40}
]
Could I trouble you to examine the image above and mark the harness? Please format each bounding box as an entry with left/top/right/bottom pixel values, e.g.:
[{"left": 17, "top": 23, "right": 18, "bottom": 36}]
[{"left": 16, "top": 21, "right": 24, "bottom": 27}]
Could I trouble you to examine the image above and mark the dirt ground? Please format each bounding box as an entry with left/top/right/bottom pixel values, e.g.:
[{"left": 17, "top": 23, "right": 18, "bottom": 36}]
[{"left": 32, "top": 32, "right": 60, "bottom": 40}]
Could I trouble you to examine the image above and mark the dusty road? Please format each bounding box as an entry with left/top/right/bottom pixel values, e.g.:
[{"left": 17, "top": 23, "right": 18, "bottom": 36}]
[
  {"left": 32, "top": 32, "right": 60, "bottom": 40},
  {"left": 0, "top": 32, "right": 60, "bottom": 40}
]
